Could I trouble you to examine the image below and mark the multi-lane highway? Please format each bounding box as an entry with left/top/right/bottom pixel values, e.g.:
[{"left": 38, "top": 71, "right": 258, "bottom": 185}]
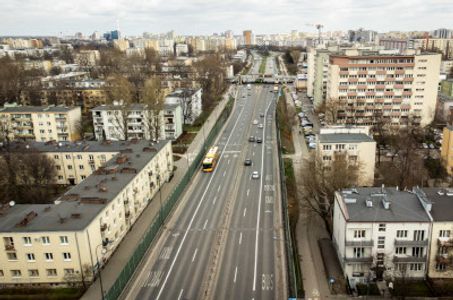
[{"left": 123, "top": 54, "right": 285, "bottom": 300}]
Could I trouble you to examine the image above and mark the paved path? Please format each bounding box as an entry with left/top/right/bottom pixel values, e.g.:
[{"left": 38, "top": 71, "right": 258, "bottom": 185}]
[{"left": 81, "top": 86, "right": 235, "bottom": 300}]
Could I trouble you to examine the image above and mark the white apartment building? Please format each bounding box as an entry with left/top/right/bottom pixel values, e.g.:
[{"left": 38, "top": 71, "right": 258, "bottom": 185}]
[
  {"left": 175, "top": 44, "right": 188, "bottom": 56},
  {"left": 327, "top": 50, "right": 441, "bottom": 127},
  {"left": 163, "top": 103, "right": 183, "bottom": 140},
  {"left": 92, "top": 103, "right": 165, "bottom": 141},
  {"left": 317, "top": 126, "right": 376, "bottom": 186},
  {"left": 0, "top": 140, "right": 173, "bottom": 286},
  {"left": 165, "top": 88, "right": 202, "bottom": 125},
  {"left": 333, "top": 187, "right": 432, "bottom": 288},
  {"left": 0, "top": 104, "right": 81, "bottom": 142}
]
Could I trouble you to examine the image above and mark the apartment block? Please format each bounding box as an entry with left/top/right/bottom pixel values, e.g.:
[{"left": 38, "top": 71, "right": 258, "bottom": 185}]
[
  {"left": 92, "top": 103, "right": 165, "bottom": 141},
  {"left": 163, "top": 103, "right": 183, "bottom": 140},
  {"left": 333, "top": 187, "right": 432, "bottom": 288},
  {"left": 410, "top": 38, "right": 453, "bottom": 60},
  {"left": 308, "top": 49, "right": 330, "bottom": 107},
  {"left": 441, "top": 126, "right": 453, "bottom": 174},
  {"left": 327, "top": 51, "right": 441, "bottom": 127},
  {"left": 317, "top": 126, "right": 376, "bottom": 186},
  {"left": 0, "top": 140, "right": 173, "bottom": 286},
  {"left": 0, "top": 104, "right": 81, "bottom": 142},
  {"left": 165, "top": 88, "right": 202, "bottom": 125}
]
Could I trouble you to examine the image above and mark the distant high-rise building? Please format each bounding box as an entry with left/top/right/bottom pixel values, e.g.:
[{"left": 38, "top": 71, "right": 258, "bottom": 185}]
[
  {"left": 104, "top": 30, "right": 121, "bottom": 41},
  {"left": 74, "top": 32, "right": 84, "bottom": 40},
  {"left": 243, "top": 30, "right": 254, "bottom": 46},
  {"left": 225, "top": 30, "right": 233, "bottom": 39},
  {"left": 433, "top": 28, "right": 453, "bottom": 39},
  {"left": 90, "top": 31, "right": 101, "bottom": 40},
  {"left": 348, "top": 28, "right": 378, "bottom": 43}
]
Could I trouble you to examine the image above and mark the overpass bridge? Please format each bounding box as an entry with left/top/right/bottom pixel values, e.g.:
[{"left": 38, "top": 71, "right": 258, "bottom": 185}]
[{"left": 232, "top": 73, "right": 296, "bottom": 84}]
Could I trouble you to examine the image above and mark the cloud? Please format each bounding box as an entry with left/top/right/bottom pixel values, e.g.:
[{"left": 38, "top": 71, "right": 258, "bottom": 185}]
[{"left": 0, "top": 0, "right": 451, "bottom": 36}]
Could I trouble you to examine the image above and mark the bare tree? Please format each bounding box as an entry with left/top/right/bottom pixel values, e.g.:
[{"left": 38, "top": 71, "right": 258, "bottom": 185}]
[
  {"left": 299, "top": 152, "right": 362, "bottom": 234},
  {"left": 316, "top": 98, "right": 346, "bottom": 125},
  {"left": 142, "top": 77, "right": 166, "bottom": 140}
]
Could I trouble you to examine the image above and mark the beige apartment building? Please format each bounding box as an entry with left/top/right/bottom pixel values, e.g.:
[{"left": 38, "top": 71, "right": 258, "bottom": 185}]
[
  {"left": 317, "top": 126, "right": 376, "bottom": 186},
  {"left": 0, "top": 140, "right": 173, "bottom": 286},
  {"left": 441, "top": 126, "right": 453, "bottom": 175},
  {"left": 327, "top": 50, "right": 441, "bottom": 127},
  {"left": 0, "top": 105, "right": 81, "bottom": 142}
]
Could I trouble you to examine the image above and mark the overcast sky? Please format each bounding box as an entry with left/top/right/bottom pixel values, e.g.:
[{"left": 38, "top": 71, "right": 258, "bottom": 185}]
[{"left": 1, "top": 0, "right": 452, "bottom": 36}]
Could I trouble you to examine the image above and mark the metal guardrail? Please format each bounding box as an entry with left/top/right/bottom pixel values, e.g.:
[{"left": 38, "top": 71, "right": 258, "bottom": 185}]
[
  {"left": 104, "top": 96, "right": 235, "bottom": 300},
  {"left": 275, "top": 91, "right": 304, "bottom": 299}
]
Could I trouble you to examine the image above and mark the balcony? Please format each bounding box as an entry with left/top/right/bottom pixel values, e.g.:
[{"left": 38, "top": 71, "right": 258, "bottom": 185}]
[
  {"left": 55, "top": 116, "right": 67, "bottom": 121},
  {"left": 376, "top": 70, "right": 386, "bottom": 75},
  {"left": 366, "top": 78, "right": 377, "bottom": 83},
  {"left": 403, "top": 77, "right": 414, "bottom": 82},
  {"left": 402, "top": 91, "right": 413, "bottom": 97},
  {"left": 348, "top": 78, "right": 358, "bottom": 83},
  {"left": 394, "top": 84, "right": 404, "bottom": 89},
  {"left": 394, "top": 239, "right": 429, "bottom": 246},
  {"left": 438, "top": 238, "right": 453, "bottom": 247},
  {"left": 100, "top": 223, "right": 107, "bottom": 231},
  {"left": 395, "top": 70, "right": 405, "bottom": 75},
  {"left": 436, "top": 254, "right": 453, "bottom": 264},
  {"left": 4, "top": 244, "right": 15, "bottom": 251},
  {"left": 393, "top": 255, "right": 426, "bottom": 263},
  {"left": 344, "top": 256, "right": 373, "bottom": 263},
  {"left": 345, "top": 240, "right": 374, "bottom": 247}
]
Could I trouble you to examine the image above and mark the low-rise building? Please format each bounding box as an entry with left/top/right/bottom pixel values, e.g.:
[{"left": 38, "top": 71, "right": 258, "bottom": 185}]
[
  {"left": 163, "top": 103, "right": 183, "bottom": 140},
  {"left": 441, "top": 126, "right": 453, "bottom": 174},
  {"left": 0, "top": 104, "right": 81, "bottom": 142},
  {"left": 165, "top": 88, "right": 202, "bottom": 125},
  {"left": 333, "top": 187, "right": 432, "bottom": 288},
  {"left": 0, "top": 140, "right": 173, "bottom": 286},
  {"left": 317, "top": 126, "right": 376, "bottom": 186}
]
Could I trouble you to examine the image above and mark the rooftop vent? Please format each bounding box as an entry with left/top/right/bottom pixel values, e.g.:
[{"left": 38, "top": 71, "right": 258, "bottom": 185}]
[
  {"left": 71, "top": 213, "right": 81, "bottom": 219},
  {"left": 366, "top": 198, "right": 373, "bottom": 207},
  {"left": 381, "top": 196, "right": 391, "bottom": 210},
  {"left": 344, "top": 197, "right": 356, "bottom": 204},
  {"left": 438, "top": 189, "right": 445, "bottom": 196},
  {"left": 16, "top": 211, "right": 38, "bottom": 227}
]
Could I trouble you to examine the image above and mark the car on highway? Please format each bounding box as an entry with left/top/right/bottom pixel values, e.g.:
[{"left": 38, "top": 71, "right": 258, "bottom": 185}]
[
  {"left": 249, "top": 136, "right": 255, "bottom": 142},
  {"left": 252, "top": 171, "right": 260, "bottom": 179},
  {"left": 244, "top": 159, "right": 252, "bottom": 166},
  {"left": 256, "top": 137, "right": 263, "bottom": 143},
  {"left": 258, "top": 124, "right": 264, "bottom": 129},
  {"left": 260, "top": 113, "right": 265, "bottom": 118},
  {"left": 253, "top": 119, "right": 259, "bottom": 125}
]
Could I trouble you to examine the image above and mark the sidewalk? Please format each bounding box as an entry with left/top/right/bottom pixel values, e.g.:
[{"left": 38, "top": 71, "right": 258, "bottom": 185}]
[{"left": 81, "top": 86, "right": 235, "bottom": 300}]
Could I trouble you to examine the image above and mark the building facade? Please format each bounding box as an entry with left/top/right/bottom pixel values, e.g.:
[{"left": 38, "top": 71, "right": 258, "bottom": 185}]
[
  {"left": 0, "top": 105, "right": 81, "bottom": 142},
  {"left": 0, "top": 140, "right": 173, "bottom": 286},
  {"left": 163, "top": 103, "right": 183, "bottom": 140},
  {"left": 165, "top": 88, "right": 202, "bottom": 125},
  {"left": 317, "top": 126, "right": 376, "bottom": 186},
  {"left": 333, "top": 187, "right": 432, "bottom": 288},
  {"left": 441, "top": 126, "right": 453, "bottom": 174},
  {"left": 327, "top": 51, "right": 441, "bottom": 127}
]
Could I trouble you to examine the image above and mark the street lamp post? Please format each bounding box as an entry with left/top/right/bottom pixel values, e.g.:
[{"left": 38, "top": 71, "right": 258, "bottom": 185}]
[{"left": 95, "top": 243, "right": 108, "bottom": 300}]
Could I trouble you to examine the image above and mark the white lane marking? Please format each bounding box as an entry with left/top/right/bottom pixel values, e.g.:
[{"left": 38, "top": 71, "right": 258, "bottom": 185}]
[
  {"left": 228, "top": 159, "right": 230, "bottom": 165},
  {"left": 177, "top": 289, "right": 184, "bottom": 300},
  {"left": 155, "top": 90, "right": 245, "bottom": 300},
  {"left": 253, "top": 98, "right": 273, "bottom": 291},
  {"left": 233, "top": 266, "right": 238, "bottom": 283},
  {"left": 239, "top": 232, "right": 242, "bottom": 245},
  {"left": 192, "top": 248, "right": 198, "bottom": 262},
  {"left": 223, "top": 170, "right": 226, "bottom": 177},
  {"left": 252, "top": 151, "right": 255, "bottom": 156},
  {"left": 243, "top": 208, "right": 247, "bottom": 217},
  {"left": 212, "top": 196, "right": 217, "bottom": 205},
  {"left": 247, "top": 189, "right": 250, "bottom": 197},
  {"left": 203, "top": 219, "right": 209, "bottom": 230},
  {"left": 218, "top": 185, "right": 221, "bottom": 192}
]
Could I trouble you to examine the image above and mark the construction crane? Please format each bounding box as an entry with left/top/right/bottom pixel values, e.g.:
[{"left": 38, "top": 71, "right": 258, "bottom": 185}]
[{"left": 304, "top": 23, "right": 324, "bottom": 45}]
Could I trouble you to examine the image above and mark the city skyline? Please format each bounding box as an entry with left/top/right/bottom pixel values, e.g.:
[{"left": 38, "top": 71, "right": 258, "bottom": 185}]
[{"left": 1, "top": 0, "right": 452, "bottom": 36}]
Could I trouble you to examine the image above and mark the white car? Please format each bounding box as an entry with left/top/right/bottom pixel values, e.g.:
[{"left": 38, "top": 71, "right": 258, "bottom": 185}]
[
  {"left": 258, "top": 124, "right": 264, "bottom": 129},
  {"left": 253, "top": 120, "right": 259, "bottom": 125},
  {"left": 252, "top": 171, "right": 260, "bottom": 179}
]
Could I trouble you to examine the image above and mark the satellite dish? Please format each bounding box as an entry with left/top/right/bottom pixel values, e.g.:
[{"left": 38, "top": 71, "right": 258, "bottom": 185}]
[{"left": 9, "top": 201, "right": 15, "bottom": 207}]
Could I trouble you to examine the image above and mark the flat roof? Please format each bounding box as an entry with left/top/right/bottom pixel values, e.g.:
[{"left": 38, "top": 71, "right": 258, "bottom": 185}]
[
  {"left": 0, "top": 140, "right": 170, "bottom": 232},
  {"left": 340, "top": 187, "right": 431, "bottom": 223},
  {"left": 319, "top": 133, "right": 375, "bottom": 144},
  {"left": 0, "top": 105, "right": 78, "bottom": 113},
  {"left": 423, "top": 188, "right": 453, "bottom": 222}
]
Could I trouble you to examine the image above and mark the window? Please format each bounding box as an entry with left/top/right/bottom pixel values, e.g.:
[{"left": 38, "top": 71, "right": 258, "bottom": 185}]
[
  {"left": 89, "top": 155, "right": 94, "bottom": 161},
  {"left": 46, "top": 269, "right": 57, "bottom": 277},
  {"left": 11, "top": 270, "right": 21, "bottom": 277},
  {"left": 7, "top": 252, "right": 17, "bottom": 260},
  {"left": 349, "top": 144, "right": 357, "bottom": 151},
  {"left": 64, "top": 268, "right": 75, "bottom": 275},
  {"left": 63, "top": 252, "right": 72, "bottom": 261},
  {"left": 59, "top": 236, "right": 69, "bottom": 245},
  {"left": 396, "top": 247, "right": 407, "bottom": 255},
  {"left": 77, "top": 155, "right": 82, "bottom": 160},
  {"left": 412, "top": 247, "right": 424, "bottom": 257},
  {"left": 396, "top": 230, "right": 408, "bottom": 238},
  {"left": 79, "top": 165, "right": 84, "bottom": 170},
  {"left": 56, "top": 165, "right": 61, "bottom": 170},
  {"left": 322, "top": 156, "right": 332, "bottom": 161},
  {"left": 67, "top": 165, "right": 73, "bottom": 170},
  {"left": 410, "top": 263, "right": 423, "bottom": 271},
  {"left": 323, "top": 145, "right": 332, "bottom": 150},
  {"left": 23, "top": 236, "right": 32, "bottom": 246},
  {"left": 436, "top": 263, "right": 447, "bottom": 271},
  {"left": 353, "top": 247, "right": 365, "bottom": 258},
  {"left": 41, "top": 236, "right": 50, "bottom": 245},
  {"left": 54, "top": 155, "right": 59, "bottom": 159},
  {"left": 377, "top": 236, "right": 385, "bottom": 249},
  {"left": 335, "top": 144, "right": 345, "bottom": 150},
  {"left": 44, "top": 253, "right": 53, "bottom": 261},
  {"left": 0, "top": 270, "right": 3, "bottom": 276},
  {"left": 58, "top": 176, "right": 64, "bottom": 180},
  {"left": 395, "top": 263, "right": 407, "bottom": 272},
  {"left": 81, "top": 175, "right": 86, "bottom": 180},
  {"left": 439, "top": 230, "right": 451, "bottom": 238},
  {"left": 439, "top": 246, "right": 448, "bottom": 255},
  {"left": 26, "top": 253, "right": 35, "bottom": 262},
  {"left": 378, "top": 224, "right": 386, "bottom": 232},
  {"left": 413, "top": 230, "right": 425, "bottom": 241},
  {"left": 354, "top": 230, "right": 366, "bottom": 238},
  {"left": 65, "top": 155, "right": 71, "bottom": 159},
  {"left": 28, "top": 269, "right": 39, "bottom": 277}
]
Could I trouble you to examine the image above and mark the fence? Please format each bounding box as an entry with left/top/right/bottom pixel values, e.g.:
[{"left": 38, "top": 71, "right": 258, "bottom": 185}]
[
  {"left": 104, "top": 96, "right": 235, "bottom": 300},
  {"left": 275, "top": 94, "right": 305, "bottom": 299}
]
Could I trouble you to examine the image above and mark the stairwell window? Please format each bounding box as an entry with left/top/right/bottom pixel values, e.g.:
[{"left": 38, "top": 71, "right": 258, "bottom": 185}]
[
  {"left": 439, "top": 230, "right": 451, "bottom": 238},
  {"left": 353, "top": 247, "right": 365, "bottom": 258},
  {"left": 378, "top": 224, "right": 386, "bottom": 232}
]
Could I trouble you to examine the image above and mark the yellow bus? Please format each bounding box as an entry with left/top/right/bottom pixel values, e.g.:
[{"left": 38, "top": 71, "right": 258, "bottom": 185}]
[{"left": 202, "top": 146, "right": 219, "bottom": 172}]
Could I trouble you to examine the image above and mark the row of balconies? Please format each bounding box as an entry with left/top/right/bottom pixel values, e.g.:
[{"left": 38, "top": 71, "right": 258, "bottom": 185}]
[
  {"left": 345, "top": 239, "right": 429, "bottom": 247},
  {"left": 344, "top": 255, "right": 427, "bottom": 264}
]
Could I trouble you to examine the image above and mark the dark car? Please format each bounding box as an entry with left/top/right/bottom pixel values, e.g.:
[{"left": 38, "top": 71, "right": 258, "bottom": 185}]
[
  {"left": 249, "top": 136, "right": 255, "bottom": 142},
  {"left": 244, "top": 159, "right": 252, "bottom": 166},
  {"left": 260, "top": 113, "right": 265, "bottom": 118},
  {"left": 256, "top": 137, "right": 263, "bottom": 143}
]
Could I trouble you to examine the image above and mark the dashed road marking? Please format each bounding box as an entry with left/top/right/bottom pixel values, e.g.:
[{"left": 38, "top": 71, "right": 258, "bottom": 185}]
[
  {"left": 159, "top": 247, "right": 172, "bottom": 260},
  {"left": 192, "top": 248, "right": 198, "bottom": 262},
  {"left": 239, "top": 232, "right": 242, "bottom": 245},
  {"left": 146, "top": 271, "right": 162, "bottom": 287}
]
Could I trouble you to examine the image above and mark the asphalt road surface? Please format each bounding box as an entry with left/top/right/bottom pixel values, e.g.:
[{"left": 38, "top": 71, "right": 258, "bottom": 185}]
[{"left": 123, "top": 56, "right": 285, "bottom": 300}]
